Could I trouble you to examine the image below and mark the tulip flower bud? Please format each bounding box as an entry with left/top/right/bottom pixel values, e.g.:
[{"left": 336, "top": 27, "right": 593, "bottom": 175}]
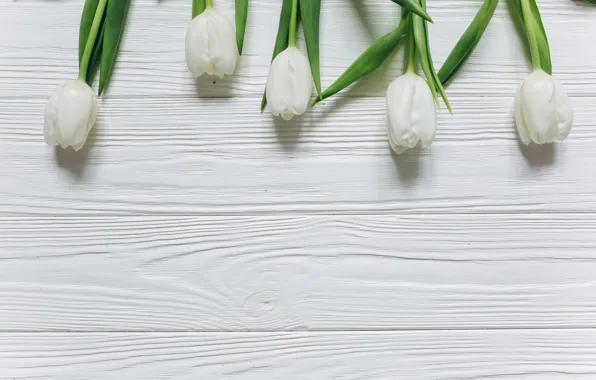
[
  {"left": 185, "top": 8, "right": 238, "bottom": 78},
  {"left": 514, "top": 69, "right": 573, "bottom": 145},
  {"left": 265, "top": 46, "right": 313, "bottom": 120},
  {"left": 44, "top": 80, "right": 97, "bottom": 151},
  {"left": 386, "top": 72, "right": 437, "bottom": 154}
]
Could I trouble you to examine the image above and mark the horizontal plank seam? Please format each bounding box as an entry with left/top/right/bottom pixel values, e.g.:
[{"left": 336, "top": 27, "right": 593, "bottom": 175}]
[
  {"left": 2, "top": 326, "right": 596, "bottom": 334},
  {"left": 2, "top": 211, "right": 596, "bottom": 220},
  {"left": 4, "top": 210, "right": 596, "bottom": 218}
]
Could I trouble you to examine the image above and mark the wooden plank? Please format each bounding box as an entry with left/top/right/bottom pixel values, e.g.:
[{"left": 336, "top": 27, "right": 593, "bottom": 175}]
[
  {"left": 2, "top": 331, "right": 596, "bottom": 379},
  {"left": 1, "top": 0, "right": 595, "bottom": 98},
  {"left": 1, "top": 97, "right": 596, "bottom": 216},
  {"left": 1, "top": 214, "right": 596, "bottom": 331}
]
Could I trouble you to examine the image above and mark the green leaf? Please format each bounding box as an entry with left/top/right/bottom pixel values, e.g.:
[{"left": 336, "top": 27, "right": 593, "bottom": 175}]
[
  {"left": 507, "top": 0, "right": 524, "bottom": 31},
  {"left": 412, "top": 0, "right": 451, "bottom": 113},
  {"left": 528, "top": 0, "right": 551, "bottom": 74},
  {"left": 235, "top": 0, "right": 249, "bottom": 54},
  {"left": 261, "top": 0, "right": 293, "bottom": 112},
  {"left": 313, "top": 17, "right": 408, "bottom": 106},
  {"left": 79, "top": 0, "right": 100, "bottom": 65},
  {"left": 86, "top": 21, "right": 105, "bottom": 85},
  {"left": 98, "top": 0, "right": 130, "bottom": 96},
  {"left": 388, "top": 0, "right": 433, "bottom": 23},
  {"left": 300, "top": 0, "right": 321, "bottom": 95},
  {"left": 438, "top": 0, "right": 498, "bottom": 85},
  {"left": 412, "top": 10, "right": 437, "bottom": 104},
  {"left": 192, "top": 0, "right": 207, "bottom": 18},
  {"left": 506, "top": 0, "right": 551, "bottom": 74}
]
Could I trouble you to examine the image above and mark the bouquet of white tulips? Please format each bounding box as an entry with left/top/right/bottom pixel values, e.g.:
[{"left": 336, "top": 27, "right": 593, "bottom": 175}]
[
  {"left": 44, "top": 0, "right": 130, "bottom": 151},
  {"left": 315, "top": 0, "right": 571, "bottom": 152},
  {"left": 43, "top": 0, "right": 586, "bottom": 155}
]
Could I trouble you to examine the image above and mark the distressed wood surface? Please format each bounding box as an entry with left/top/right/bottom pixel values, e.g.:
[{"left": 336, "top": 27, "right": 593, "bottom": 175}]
[
  {"left": 1, "top": 0, "right": 596, "bottom": 98},
  {"left": 2, "top": 331, "right": 596, "bottom": 379},
  {"left": 1, "top": 214, "right": 596, "bottom": 332},
  {"left": 1, "top": 97, "right": 596, "bottom": 216},
  {"left": 1, "top": 0, "right": 596, "bottom": 378}
]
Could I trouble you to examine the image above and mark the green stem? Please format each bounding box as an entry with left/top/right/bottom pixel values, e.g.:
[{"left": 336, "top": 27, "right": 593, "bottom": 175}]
[
  {"left": 78, "top": 0, "right": 108, "bottom": 81},
  {"left": 288, "top": 0, "right": 299, "bottom": 46},
  {"left": 405, "top": 16, "right": 416, "bottom": 73},
  {"left": 521, "top": 0, "right": 540, "bottom": 71},
  {"left": 206, "top": 0, "right": 213, "bottom": 8}
]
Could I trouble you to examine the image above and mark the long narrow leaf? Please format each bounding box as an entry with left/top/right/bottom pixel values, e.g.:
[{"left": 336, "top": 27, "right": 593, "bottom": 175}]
[
  {"left": 412, "top": 0, "right": 453, "bottom": 113},
  {"left": 235, "top": 0, "right": 249, "bottom": 54},
  {"left": 300, "top": 0, "right": 321, "bottom": 95},
  {"left": 86, "top": 21, "right": 105, "bottom": 85},
  {"left": 412, "top": 11, "right": 437, "bottom": 104},
  {"left": 79, "top": 0, "right": 100, "bottom": 65},
  {"left": 506, "top": 0, "right": 551, "bottom": 74},
  {"left": 528, "top": 0, "right": 551, "bottom": 74},
  {"left": 193, "top": 0, "right": 207, "bottom": 18},
  {"left": 388, "top": 0, "right": 433, "bottom": 22},
  {"left": 313, "top": 17, "right": 408, "bottom": 105},
  {"left": 438, "top": 0, "right": 497, "bottom": 85},
  {"left": 98, "top": 0, "right": 130, "bottom": 96},
  {"left": 261, "top": 0, "right": 293, "bottom": 111}
]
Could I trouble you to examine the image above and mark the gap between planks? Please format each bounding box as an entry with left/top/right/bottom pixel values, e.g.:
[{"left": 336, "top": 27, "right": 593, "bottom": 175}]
[{"left": 2, "top": 326, "right": 596, "bottom": 334}]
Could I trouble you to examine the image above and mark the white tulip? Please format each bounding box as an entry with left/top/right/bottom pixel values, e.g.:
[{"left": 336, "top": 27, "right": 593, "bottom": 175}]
[
  {"left": 44, "top": 80, "right": 97, "bottom": 151},
  {"left": 185, "top": 8, "right": 238, "bottom": 79},
  {"left": 514, "top": 69, "right": 573, "bottom": 145},
  {"left": 266, "top": 46, "right": 313, "bottom": 120},
  {"left": 386, "top": 72, "right": 436, "bottom": 154}
]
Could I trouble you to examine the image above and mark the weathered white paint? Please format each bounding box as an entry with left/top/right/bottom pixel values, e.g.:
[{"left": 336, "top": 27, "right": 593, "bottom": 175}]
[
  {"left": 2, "top": 331, "right": 596, "bottom": 379},
  {"left": 2, "top": 213, "right": 596, "bottom": 332},
  {"left": 1, "top": 0, "right": 596, "bottom": 378}
]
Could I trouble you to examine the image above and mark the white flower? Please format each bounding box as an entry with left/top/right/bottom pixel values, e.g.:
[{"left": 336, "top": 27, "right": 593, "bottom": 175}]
[
  {"left": 386, "top": 72, "right": 436, "bottom": 154},
  {"left": 185, "top": 8, "right": 238, "bottom": 78},
  {"left": 514, "top": 69, "right": 573, "bottom": 145},
  {"left": 44, "top": 80, "right": 97, "bottom": 151},
  {"left": 266, "top": 46, "right": 313, "bottom": 120}
]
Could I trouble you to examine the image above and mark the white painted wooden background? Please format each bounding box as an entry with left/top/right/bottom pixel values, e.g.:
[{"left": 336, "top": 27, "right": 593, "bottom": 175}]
[{"left": 2, "top": 0, "right": 596, "bottom": 378}]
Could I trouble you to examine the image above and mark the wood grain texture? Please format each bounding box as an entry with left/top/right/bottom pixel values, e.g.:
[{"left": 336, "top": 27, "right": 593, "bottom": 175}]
[
  {"left": 1, "top": 97, "right": 596, "bottom": 216},
  {"left": 1, "top": 214, "right": 596, "bottom": 331},
  {"left": 2, "top": 0, "right": 596, "bottom": 375},
  {"left": 2, "top": 331, "right": 596, "bottom": 379},
  {"left": 1, "top": 0, "right": 596, "bottom": 98}
]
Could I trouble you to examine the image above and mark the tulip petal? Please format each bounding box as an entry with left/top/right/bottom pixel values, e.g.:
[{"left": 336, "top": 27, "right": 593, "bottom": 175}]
[
  {"left": 514, "top": 70, "right": 573, "bottom": 145},
  {"left": 554, "top": 78, "right": 573, "bottom": 141},
  {"left": 185, "top": 9, "right": 239, "bottom": 79},
  {"left": 386, "top": 73, "right": 436, "bottom": 154},
  {"left": 514, "top": 85, "right": 531, "bottom": 145},
  {"left": 44, "top": 81, "right": 97, "bottom": 151},
  {"left": 261, "top": 0, "right": 293, "bottom": 112},
  {"left": 266, "top": 47, "right": 313, "bottom": 120}
]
